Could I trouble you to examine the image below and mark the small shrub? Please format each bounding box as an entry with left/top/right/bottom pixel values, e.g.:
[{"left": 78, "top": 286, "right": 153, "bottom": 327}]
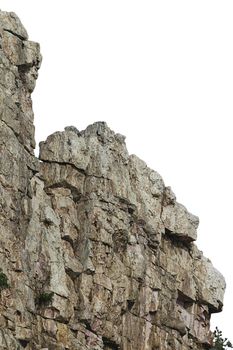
[
  {"left": 0, "top": 271, "right": 9, "bottom": 290},
  {"left": 36, "top": 292, "right": 54, "bottom": 306},
  {"left": 212, "top": 327, "right": 233, "bottom": 350}
]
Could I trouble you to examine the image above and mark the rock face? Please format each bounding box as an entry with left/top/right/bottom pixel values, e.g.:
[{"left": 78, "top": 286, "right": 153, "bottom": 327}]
[{"left": 0, "top": 11, "right": 226, "bottom": 350}]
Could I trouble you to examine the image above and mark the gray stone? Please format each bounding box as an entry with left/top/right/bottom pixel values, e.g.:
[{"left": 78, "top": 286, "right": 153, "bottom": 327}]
[{"left": 0, "top": 9, "right": 226, "bottom": 350}]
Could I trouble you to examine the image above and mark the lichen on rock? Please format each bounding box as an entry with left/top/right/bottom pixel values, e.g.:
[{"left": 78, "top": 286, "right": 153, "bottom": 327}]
[{"left": 0, "top": 10, "right": 226, "bottom": 350}]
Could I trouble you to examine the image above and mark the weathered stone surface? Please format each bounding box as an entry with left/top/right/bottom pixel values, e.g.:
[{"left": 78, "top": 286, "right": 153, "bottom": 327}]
[
  {"left": 0, "top": 10, "right": 226, "bottom": 350},
  {"left": 0, "top": 11, "right": 28, "bottom": 39}
]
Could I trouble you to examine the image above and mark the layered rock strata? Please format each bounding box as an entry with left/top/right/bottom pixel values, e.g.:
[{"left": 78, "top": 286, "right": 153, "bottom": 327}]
[{"left": 0, "top": 11, "right": 225, "bottom": 350}]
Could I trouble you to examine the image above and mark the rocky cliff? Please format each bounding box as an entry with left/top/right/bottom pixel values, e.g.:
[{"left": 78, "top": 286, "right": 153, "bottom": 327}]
[{"left": 0, "top": 11, "right": 226, "bottom": 350}]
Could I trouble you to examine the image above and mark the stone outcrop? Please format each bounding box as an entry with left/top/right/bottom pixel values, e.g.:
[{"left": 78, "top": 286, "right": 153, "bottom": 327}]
[{"left": 0, "top": 11, "right": 226, "bottom": 350}]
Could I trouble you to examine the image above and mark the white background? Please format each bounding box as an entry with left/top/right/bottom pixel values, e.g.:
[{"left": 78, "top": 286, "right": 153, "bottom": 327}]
[{"left": 1, "top": 0, "right": 232, "bottom": 340}]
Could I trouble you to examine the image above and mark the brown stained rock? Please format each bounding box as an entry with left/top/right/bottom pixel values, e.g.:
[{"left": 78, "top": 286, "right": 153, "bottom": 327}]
[{"left": 0, "top": 9, "right": 226, "bottom": 350}]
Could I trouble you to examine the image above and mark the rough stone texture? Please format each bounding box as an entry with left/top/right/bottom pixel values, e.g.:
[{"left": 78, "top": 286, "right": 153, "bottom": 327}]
[{"left": 0, "top": 11, "right": 226, "bottom": 350}]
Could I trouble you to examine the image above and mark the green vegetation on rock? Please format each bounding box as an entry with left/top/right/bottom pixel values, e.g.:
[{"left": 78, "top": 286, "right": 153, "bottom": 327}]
[
  {"left": 36, "top": 292, "right": 54, "bottom": 306},
  {"left": 0, "top": 271, "right": 9, "bottom": 290},
  {"left": 212, "top": 328, "right": 233, "bottom": 350}
]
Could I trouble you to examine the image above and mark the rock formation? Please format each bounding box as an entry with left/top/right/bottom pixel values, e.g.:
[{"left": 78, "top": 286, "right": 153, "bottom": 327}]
[{"left": 0, "top": 11, "right": 226, "bottom": 350}]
